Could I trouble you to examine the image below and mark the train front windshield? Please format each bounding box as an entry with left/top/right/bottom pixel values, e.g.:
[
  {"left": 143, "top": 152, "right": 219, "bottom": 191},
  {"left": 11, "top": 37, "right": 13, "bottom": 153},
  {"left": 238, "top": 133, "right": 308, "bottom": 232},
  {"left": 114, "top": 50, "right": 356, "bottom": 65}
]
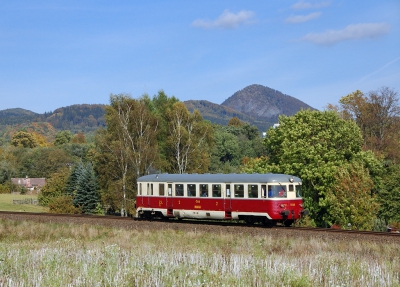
[{"left": 296, "top": 185, "right": 302, "bottom": 198}]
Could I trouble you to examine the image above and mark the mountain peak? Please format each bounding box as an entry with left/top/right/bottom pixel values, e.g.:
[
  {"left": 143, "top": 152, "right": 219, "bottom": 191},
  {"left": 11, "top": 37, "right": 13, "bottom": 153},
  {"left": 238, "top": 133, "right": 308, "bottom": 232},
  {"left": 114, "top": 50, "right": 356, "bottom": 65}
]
[{"left": 221, "top": 84, "right": 314, "bottom": 120}]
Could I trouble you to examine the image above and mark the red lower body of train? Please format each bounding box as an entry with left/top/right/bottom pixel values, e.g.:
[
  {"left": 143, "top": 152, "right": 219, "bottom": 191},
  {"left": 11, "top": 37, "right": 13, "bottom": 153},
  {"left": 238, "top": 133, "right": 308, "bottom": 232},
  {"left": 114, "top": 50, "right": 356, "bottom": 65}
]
[{"left": 136, "top": 196, "right": 308, "bottom": 226}]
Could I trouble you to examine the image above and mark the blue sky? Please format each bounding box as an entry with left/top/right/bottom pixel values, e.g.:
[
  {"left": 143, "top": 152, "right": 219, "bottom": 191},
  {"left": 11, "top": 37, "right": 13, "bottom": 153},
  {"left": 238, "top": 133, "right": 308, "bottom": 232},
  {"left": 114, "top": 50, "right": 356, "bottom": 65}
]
[{"left": 1, "top": 0, "right": 399, "bottom": 113}]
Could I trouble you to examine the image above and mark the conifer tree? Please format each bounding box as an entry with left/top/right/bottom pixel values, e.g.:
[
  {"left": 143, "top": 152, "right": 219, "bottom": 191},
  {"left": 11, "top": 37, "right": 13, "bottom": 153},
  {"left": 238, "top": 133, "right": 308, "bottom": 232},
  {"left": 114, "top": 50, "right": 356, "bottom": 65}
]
[
  {"left": 65, "top": 162, "right": 84, "bottom": 196},
  {"left": 73, "top": 163, "right": 100, "bottom": 213}
]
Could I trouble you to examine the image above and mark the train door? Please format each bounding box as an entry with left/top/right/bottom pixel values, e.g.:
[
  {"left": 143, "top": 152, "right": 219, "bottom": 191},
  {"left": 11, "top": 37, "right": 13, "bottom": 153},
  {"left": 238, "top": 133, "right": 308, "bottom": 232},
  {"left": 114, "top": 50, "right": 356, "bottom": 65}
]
[
  {"left": 224, "top": 184, "right": 232, "bottom": 219},
  {"left": 261, "top": 184, "right": 267, "bottom": 198},
  {"left": 147, "top": 183, "right": 153, "bottom": 206},
  {"left": 166, "top": 183, "right": 173, "bottom": 216},
  {"left": 139, "top": 183, "right": 144, "bottom": 206}
]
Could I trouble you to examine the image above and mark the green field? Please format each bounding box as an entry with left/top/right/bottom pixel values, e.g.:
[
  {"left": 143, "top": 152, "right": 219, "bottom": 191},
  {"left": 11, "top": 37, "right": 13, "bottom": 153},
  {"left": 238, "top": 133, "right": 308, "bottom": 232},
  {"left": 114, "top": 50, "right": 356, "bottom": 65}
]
[{"left": 0, "top": 194, "right": 48, "bottom": 212}]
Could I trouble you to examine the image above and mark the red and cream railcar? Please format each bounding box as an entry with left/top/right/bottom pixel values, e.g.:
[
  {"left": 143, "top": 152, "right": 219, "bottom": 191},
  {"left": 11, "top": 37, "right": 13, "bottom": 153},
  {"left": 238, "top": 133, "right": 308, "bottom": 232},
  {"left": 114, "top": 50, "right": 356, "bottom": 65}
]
[{"left": 136, "top": 173, "right": 308, "bottom": 226}]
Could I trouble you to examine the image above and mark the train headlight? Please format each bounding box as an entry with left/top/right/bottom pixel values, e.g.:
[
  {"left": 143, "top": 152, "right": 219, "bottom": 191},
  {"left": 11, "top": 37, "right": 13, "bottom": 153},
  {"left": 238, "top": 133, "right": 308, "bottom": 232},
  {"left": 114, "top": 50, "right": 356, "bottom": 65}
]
[
  {"left": 299, "top": 203, "right": 303, "bottom": 208},
  {"left": 280, "top": 204, "right": 285, "bottom": 208},
  {"left": 289, "top": 176, "right": 294, "bottom": 183}
]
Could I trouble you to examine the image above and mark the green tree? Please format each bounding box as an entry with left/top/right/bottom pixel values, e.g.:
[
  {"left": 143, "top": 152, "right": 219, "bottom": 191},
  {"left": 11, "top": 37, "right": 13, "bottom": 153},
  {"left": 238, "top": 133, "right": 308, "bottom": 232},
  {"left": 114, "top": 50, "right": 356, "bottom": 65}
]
[
  {"left": 54, "top": 130, "right": 72, "bottom": 146},
  {"left": 94, "top": 94, "right": 159, "bottom": 215},
  {"left": 38, "top": 168, "right": 70, "bottom": 206},
  {"left": 0, "top": 146, "right": 18, "bottom": 184},
  {"left": 210, "top": 123, "right": 265, "bottom": 173},
  {"left": 327, "top": 162, "right": 378, "bottom": 230},
  {"left": 65, "top": 162, "right": 84, "bottom": 196},
  {"left": 244, "top": 110, "right": 381, "bottom": 228},
  {"left": 48, "top": 195, "right": 81, "bottom": 214},
  {"left": 144, "top": 90, "right": 180, "bottom": 171},
  {"left": 19, "top": 147, "right": 74, "bottom": 178},
  {"left": 165, "top": 102, "right": 214, "bottom": 173},
  {"left": 11, "top": 131, "right": 38, "bottom": 148},
  {"left": 73, "top": 163, "right": 100, "bottom": 214},
  {"left": 377, "top": 163, "right": 400, "bottom": 224}
]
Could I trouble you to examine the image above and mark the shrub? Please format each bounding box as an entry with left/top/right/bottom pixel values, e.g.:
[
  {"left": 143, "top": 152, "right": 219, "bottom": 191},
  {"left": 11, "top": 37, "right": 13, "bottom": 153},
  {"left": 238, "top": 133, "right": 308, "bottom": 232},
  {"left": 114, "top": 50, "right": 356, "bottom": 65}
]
[
  {"left": 48, "top": 195, "right": 81, "bottom": 214},
  {"left": 372, "top": 217, "right": 387, "bottom": 232}
]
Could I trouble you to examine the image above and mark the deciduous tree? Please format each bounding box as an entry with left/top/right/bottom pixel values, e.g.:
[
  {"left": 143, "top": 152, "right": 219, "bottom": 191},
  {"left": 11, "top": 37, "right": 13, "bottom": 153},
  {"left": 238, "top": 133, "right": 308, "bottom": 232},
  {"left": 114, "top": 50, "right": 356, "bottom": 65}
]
[
  {"left": 95, "top": 94, "right": 159, "bottom": 215},
  {"left": 54, "top": 130, "right": 72, "bottom": 146},
  {"left": 243, "top": 110, "right": 381, "bottom": 228},
  {"left": 11, "top": 131, "right": 38, "bottom": 148},
  {"left": 332, "top": 87, "right": 400, "bottom": 161},
  {"left": 377, "top": 164, "right": 400, "bottom": 224},
  {"left": 38, "top": 168, "right": 70, "bottom": 206},
  {"left": 165, "top": 102, "right": 213, "bottom": 173}
]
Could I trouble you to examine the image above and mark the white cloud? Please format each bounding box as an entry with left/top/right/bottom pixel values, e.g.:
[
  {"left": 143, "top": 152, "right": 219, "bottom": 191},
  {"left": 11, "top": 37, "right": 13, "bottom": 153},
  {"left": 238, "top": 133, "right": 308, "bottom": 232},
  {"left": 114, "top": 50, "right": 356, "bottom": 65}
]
[
  {"left": 285, "top": 12, "right": 321, "bottom": 23},
  {"left": 302, "top": 23, "right": 391, "bottom": 46},
  {"left": 291, "top": 1, "right": 330, "bottom": 10},
  {"left": 192, "top": 10, "right": 255, "bottom": 29}
]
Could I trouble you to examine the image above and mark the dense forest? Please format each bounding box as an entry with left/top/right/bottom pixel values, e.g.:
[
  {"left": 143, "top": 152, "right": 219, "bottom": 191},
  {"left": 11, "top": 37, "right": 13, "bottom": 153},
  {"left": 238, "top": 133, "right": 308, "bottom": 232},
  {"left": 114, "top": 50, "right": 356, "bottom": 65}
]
[
  {"left": 0, "top": 87, "right": 399, "bottom": 231},
  {"left": 0, "top": 104, "right": 106, "bottom": 142}
]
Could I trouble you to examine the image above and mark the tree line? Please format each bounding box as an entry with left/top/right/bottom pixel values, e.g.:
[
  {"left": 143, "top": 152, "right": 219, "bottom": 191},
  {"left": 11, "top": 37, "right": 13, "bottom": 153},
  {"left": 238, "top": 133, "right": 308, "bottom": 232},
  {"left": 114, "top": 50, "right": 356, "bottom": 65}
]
[{"left": 0, "top": 87, "right": 399, "bottom": 230}]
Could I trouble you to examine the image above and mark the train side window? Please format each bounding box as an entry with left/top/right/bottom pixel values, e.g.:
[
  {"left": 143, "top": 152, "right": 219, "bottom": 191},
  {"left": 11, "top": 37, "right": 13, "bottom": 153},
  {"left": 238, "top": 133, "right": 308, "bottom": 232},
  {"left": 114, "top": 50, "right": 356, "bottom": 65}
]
[
  {"left": 168, "top": 184, "right": 172, "bottom": 196},
  {"left": 289, "top": 184, "right": 294, "bottom": 192},
  {"left": 175, "top": 184, "right": 184, "bottom": 196},
  {"left": 139, "top": 183, "right": 142, "bottom": 195},
  {"left": 147, "top": 183, "right": 149, "bottom": 195},
  {"left": 234, "top": 184, "right": 244, "bottom": 198},
  {"left": 188, "top": 184, "right": 196, "bottom": 197},
  {"left": 226, "top": 184, "right": 231, "bottom": 197},
  {"left": 212, "top": 184, "right": 221, "bottom": 197},
  {"left": 248, "top": 185, "right": 258, "bottom": 198},
  {"left": 200, "top": 184, "right": 208, "bottom": 197},
  {"left": 151, "top": 184, "right": 153, "bottom": 195},
  {"left": 159, "top": 184, "right": 165, "bottom": 196}
]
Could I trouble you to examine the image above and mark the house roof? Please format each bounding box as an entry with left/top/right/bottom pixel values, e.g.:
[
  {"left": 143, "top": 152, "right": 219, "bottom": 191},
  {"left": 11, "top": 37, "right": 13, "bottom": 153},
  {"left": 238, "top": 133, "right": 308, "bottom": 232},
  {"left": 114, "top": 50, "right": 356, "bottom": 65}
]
[{"left": 11, "top": 178, "right": 46, "bottom": 188}]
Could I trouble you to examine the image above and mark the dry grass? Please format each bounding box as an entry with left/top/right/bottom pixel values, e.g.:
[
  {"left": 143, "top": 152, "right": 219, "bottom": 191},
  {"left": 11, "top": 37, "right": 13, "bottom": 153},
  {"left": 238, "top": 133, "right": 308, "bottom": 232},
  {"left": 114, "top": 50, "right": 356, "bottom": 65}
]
[{"left": 0, "top": 220, "right": 398, "bottom": 286}]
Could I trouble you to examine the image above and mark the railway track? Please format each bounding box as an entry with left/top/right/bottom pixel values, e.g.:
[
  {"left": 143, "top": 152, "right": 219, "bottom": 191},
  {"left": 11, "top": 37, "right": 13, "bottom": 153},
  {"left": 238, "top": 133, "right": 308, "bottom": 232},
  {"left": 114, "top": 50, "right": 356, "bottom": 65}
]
[{"left": 0, "top": 211, "right": 398, "bottom": 240}]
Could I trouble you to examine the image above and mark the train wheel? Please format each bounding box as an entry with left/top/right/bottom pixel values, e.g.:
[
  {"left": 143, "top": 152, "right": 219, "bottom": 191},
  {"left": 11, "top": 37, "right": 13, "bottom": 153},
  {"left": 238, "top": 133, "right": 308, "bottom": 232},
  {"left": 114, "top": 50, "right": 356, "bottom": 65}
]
[
  {"left": 284, "top": 220, "right": 294, "bottom": 227},
  {"left": 263, "top": 219, "right": 276, "bottom": 228},
  {"left": 244, "top": 216, "right": 254, "bottom": 225}
]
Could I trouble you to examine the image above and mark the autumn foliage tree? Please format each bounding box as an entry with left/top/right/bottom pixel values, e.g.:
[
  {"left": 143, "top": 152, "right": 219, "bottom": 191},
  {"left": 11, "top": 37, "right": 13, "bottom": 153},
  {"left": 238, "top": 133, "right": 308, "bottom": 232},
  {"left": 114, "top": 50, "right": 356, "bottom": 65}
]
[
  {"left": 11, "top": 131, "right": 38, "bottom": 148},
  {"left": 331, "top": 87, "right": 400, "bottom": 161}
]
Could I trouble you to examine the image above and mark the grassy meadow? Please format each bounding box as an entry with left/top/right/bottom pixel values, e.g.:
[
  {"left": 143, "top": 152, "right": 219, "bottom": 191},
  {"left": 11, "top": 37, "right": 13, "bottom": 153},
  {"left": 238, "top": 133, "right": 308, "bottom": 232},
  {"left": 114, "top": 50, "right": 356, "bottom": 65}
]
[
  {"left": 0, "top": 194, "right": 48, "bottom": 212},
  {"left": 0, "top": 219, "right": 398, "bottom": 287}
]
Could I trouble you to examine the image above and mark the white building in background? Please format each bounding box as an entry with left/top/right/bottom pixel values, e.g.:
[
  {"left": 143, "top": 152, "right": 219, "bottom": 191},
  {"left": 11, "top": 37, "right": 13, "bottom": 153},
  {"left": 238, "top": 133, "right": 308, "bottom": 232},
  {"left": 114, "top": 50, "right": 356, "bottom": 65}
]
[
  {"left": 262, "top": 123, "right": 280, "bottom": 138},
  {"left": 11, "top": 177, "right": 46, "bottom": 192}
]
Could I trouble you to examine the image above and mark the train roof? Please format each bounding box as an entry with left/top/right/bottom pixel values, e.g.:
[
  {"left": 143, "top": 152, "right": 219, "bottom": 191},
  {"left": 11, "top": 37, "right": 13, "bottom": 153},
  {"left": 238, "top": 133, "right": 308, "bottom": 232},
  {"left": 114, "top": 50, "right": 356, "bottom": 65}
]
[{"left": 137, "top": 173, "right": 301, "bottom": 184}]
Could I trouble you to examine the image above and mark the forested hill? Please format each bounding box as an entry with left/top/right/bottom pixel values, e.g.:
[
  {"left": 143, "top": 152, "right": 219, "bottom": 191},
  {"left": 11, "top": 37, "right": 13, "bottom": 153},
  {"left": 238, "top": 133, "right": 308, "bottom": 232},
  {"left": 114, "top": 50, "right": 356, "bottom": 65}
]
[
  {"left": 185, "top": 84, "right": 315, "bottom": 132},
  {"left": 0, "top": 85, "right": 315, "bottom": 137},
  {"left": 0, "top": 104, "right": 106, "bottom": 139},
  {"left": 184, "top": 100, "right": 274, "bottom": 132}
]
